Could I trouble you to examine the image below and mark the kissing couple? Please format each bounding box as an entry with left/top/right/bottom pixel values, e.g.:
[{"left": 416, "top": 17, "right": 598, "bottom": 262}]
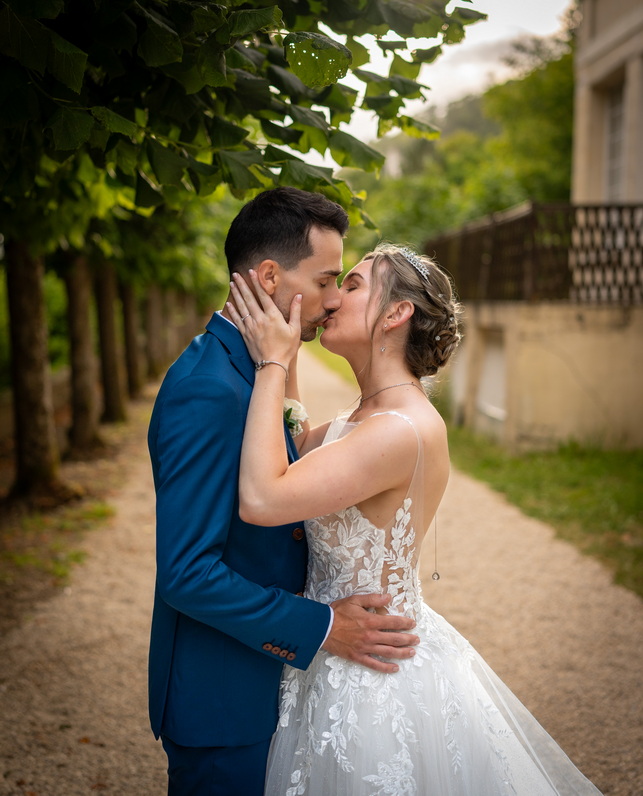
[{"left": 148, "top": 187, "right": 601, "bottom": 795}]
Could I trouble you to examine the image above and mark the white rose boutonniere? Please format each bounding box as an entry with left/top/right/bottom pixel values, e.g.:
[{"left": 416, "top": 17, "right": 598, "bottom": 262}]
[{"left": 283, "top": 398, "right": 309, "bottom": 438}]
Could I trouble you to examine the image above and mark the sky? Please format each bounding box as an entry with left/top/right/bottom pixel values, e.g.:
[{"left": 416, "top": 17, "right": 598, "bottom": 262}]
[{"left": 343, "top": 0, "right": 574, "bottom": 144}]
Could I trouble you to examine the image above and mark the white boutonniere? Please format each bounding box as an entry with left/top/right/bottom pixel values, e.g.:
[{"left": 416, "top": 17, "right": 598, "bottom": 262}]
[{"left": 283, "top": 398, "right": 308, "bottom": 438}]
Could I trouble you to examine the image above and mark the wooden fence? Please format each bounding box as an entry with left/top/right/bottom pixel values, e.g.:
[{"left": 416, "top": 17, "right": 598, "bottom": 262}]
[{"left": 423, "top": 202, "right": 643, "bottom": 305}]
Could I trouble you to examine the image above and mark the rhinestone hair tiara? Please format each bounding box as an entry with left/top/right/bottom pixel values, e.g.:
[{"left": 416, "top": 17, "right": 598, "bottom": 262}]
[{"left": 399, "top": 247, "right": 431, "bottom": 281}]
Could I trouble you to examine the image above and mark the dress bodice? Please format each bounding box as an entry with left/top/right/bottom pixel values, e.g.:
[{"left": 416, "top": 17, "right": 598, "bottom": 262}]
[{"left": 304, "top": 412, "right": 425, "bottom": 620}]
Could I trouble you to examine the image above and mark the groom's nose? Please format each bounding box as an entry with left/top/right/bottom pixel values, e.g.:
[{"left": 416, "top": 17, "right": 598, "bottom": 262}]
[{"left": 323, "top": 283, "right": 342, "bottom": 312}]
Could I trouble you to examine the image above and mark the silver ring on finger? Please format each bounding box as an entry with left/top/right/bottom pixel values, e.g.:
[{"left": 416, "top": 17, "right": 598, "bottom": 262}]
[{"left": 241, "top": 314, "right": 250, "bottom": 322}]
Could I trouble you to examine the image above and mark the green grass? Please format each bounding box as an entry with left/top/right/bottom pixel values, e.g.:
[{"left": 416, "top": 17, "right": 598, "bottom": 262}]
[
  {"left": 306, "top": 348, "right": 643, "bottom": 599},
  {"left": 0, "top": 501, "right": 114, "bottom": 585},
  {"left": 446, "top": 427, "right": 643, "bottom": 598}
]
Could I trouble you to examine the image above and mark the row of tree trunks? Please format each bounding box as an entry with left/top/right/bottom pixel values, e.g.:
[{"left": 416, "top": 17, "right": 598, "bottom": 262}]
[{"left": 3, "top": 244, "right": 200, "bottom": 505}]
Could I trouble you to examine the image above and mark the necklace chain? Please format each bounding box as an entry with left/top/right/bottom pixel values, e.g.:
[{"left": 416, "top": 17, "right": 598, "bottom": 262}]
[{"left": 358, "top": 381, "right": 424, "bottom": 408}]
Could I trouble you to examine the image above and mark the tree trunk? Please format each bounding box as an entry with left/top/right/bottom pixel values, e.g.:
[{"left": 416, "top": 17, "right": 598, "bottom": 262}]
[
  {"left": 164, "top": 288, "right": 179, "bottom": 362},
  {"left": 144, "top": 283, "right": 166, "bottom": 379},
  {"left": 4, "top": 241, "right": 78, "bottom": 503},
  {"left": 63, "top": 254, "right": 102, "bottom": 453},
  {"left": 94, "top": 261, "right": 127, "bottom": 423},
  {"left": 120, "top": 281, "right": 144, "bottom": 399}
]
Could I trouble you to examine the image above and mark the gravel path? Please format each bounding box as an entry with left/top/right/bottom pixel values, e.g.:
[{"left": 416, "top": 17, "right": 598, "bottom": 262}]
[{"left": 0, "top": 349, "right": 641, "bottom": 795}]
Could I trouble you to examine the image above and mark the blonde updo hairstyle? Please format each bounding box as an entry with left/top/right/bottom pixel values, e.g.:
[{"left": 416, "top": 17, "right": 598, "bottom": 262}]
[{"left": 366, "top": 244, "right": 462, "bottom": 378}]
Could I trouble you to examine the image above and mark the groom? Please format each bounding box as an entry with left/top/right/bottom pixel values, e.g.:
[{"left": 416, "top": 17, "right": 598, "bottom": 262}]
[{"left": 148, "top": 187, "right": 418, "bottom": 795}]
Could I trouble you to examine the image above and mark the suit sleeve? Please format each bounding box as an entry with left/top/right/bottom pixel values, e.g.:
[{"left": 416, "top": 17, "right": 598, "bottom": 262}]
[{"left": 150, "top": 372, "right": 330, "bottom": 670}]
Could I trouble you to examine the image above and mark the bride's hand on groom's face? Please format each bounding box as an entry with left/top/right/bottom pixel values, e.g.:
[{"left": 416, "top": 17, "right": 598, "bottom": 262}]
[
  {"left": 227, "top": 270, "right": 301, "bottom": 367},
  {"left": 323, "top": 593, "right": 420, "bottom": 675}
]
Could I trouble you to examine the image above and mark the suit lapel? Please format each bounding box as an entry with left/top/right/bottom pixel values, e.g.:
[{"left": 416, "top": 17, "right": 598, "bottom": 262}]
[
  {"left": 206, "top": 313, "right": 255, "bottom": 386},
  {"left": 206, "top": 313, "right": 299, "bottom": 464}
]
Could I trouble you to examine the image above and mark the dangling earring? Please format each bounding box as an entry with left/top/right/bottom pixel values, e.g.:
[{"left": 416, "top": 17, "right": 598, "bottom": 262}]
[{"left": 380, "top": 324, "right": 388, "bottom": 352}]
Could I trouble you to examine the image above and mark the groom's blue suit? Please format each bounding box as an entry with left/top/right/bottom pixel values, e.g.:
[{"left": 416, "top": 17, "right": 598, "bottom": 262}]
[{"left": 148, "top": 313, "right": 330, "bottom": 785}]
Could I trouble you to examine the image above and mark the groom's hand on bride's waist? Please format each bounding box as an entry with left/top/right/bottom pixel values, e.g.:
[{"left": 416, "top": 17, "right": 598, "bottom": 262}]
[{"left": 322, "top": 593, "right": 419, "bottom": 674}]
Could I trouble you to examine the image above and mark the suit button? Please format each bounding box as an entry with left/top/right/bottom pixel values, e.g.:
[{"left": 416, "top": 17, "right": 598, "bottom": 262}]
[
  {"left": 262, "top": 642, "right": 272, "bottom": 652},
  {"left": 286, "top": 652, "right": 296, "bottom": 661},
  {"left": 292, "top": 527, "right": 304, "bottom": 541},
  {"left": 279, "top": 649, "right": 289, "bottom": 658},
  {"left": 271, "top": 646, "right": 281, "bottom": 655}
]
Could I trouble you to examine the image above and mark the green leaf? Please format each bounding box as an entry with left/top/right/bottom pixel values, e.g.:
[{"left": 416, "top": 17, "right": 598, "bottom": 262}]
[
  {"left": 361, "top": 94, "right": 404, "bottom": 119},
  {"left": 138, "top": 13, "right": 183, "bottom": 67},
  {"left": 316, "top": 84, "right": 358, "bottom": 122},
  {"left": 453, "top": 7, "right": 488, "bottom": 25},
  {"left": 346, "top": 37, "right": 370, "bottom": 68},
  {"left": 396, "top": 115, "right": 441, "bottom": 139},
  {"left": 388, "top": 74, "right": 425, "bottom": 99},
  {"left": 389, "top": 53, "right": 421, "bottom": 80},
  {"left": 288, "top": 104, "right": 329, "bottom": 132},
  {"left": 197, "top": 35, "right": 228, "bottom": 87},
  {"left": 0, "top": 7, "right": 49, "bottom": 74},
  {"left": 135, "top": 171, "right": 164, "bottom": 207},
  {"left": 413, "top": 45, "right": 442, "bottom": 64},
  {"left": 279, "top": 159, "right": 334, "bottom": 191},
  {"left": 329, "top": 131, "right": 384, "bottom": 172},
  {"left": 91, "top": 107, "right": 138, "bottom": 137},
  {"left": 109, "top": 139, "right": 139, "bottom": 175},
  {"left": 47, "top": 30, "right": 87, "bottom": 93},
  {"left": 162, "top": 59, "right": 207, "bottom": 94},
  {"left": 208, "top": 117, "right": 249, "bottom": 149},
  {"left": 267, "top": 64, "right": 309, "bottom": 98},
  {"left": 442, "top": 20, "right": 466, "bottom": 45},
  {"left": 226, "top": 6, "right": 282, "bottom": 38},
  {"left": 284, "top": 31, "right": 352, "bottom": 88},
  {"left": 46, "top": 107, "right": 94, "bottom": 150},
  {"left": 262, "top": 144, "right": 300, "bottom": 165},
  {"left": 219, "top": 149, "right": 263, "bottom": 191},
  {"left": 260, "top": 119, "right": 303, "bottom": 146},
  {"left": 378, "top": 0, "right": 443, "bottom": 38},
  {"left": 225, "top": 45, "right": 260, "bottom": 72},
  {"left": 147, "top": 140, "right": 187, "bottom": 186},
  {"left": 191, "top": 5, "right": 226, "bottom": 34},
  {"left": 227, "top": 69, "right": 273, "bottom": 109}
]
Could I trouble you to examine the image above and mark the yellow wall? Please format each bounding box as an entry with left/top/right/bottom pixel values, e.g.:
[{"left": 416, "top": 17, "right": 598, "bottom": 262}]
[{"left": 447, "top": 303, "right": 643, "bottom": 451}]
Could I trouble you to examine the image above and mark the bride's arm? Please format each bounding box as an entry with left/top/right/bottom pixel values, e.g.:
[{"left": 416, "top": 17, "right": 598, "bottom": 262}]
[{"left": 228, "top": 272, "right": 414, "bottom": 526}]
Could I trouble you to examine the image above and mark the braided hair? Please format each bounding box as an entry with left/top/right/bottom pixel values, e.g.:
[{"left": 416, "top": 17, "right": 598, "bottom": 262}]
[{"left": 366, "top": 244, "right": 462, "bottom": 378}]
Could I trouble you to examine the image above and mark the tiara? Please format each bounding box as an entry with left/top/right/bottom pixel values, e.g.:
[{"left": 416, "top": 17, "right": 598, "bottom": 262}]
[{"left": 400, "top": 247, "right": 431, "bottom": 281}]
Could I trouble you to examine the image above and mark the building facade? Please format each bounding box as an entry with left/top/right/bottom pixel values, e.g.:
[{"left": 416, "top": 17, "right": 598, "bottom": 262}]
[{"left": 573, "top": 0, "right": 643, "bottom": 202}]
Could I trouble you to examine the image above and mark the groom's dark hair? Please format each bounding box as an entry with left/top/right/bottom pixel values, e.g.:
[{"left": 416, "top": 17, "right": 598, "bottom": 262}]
[{"left": 224, "top": 187, "right": 349, "bottom": 274}]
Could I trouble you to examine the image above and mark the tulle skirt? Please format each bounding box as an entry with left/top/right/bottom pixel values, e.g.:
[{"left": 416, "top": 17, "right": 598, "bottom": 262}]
[{"left": 264, "top": 603, "right": 601, "bottom": 796}]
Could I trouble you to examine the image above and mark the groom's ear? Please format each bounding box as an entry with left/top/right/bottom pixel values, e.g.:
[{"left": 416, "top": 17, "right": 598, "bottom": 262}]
[{"left": 255, "top": 259, "right": 280, "bottom": 296}]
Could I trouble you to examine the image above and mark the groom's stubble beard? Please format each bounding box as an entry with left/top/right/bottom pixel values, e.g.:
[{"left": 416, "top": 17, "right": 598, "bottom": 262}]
[{"left": 274, "top": 294, "right": 326, "bottom": 342}]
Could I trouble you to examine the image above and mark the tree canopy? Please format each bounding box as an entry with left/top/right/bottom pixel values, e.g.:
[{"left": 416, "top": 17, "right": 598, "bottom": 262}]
[{"left": 0, "top": 0, "right": 486, "bottom": 252}]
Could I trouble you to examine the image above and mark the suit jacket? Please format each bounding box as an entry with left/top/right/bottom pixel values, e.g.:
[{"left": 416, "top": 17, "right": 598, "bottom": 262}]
[{"left": 148, "top": 312, "right": 330, "bottom": 747}]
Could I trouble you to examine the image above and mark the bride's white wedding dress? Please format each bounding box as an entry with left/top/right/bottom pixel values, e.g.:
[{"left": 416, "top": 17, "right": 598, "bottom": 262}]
[{"left": 264, "top": 412, "right": 601, "bottom": 796}]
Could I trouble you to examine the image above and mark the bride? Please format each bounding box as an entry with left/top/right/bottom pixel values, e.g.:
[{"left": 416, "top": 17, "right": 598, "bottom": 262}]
[{"left": 228, "top": 244, "right": 601, "bottom": 796}]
